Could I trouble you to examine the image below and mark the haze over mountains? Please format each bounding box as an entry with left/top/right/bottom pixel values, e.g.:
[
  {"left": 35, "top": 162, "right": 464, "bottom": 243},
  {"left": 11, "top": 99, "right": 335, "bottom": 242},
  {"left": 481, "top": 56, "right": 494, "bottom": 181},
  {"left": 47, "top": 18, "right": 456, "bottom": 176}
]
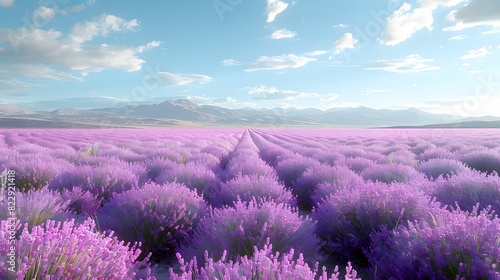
[{"left": 1, "top": 99, "right": 499, "bottom": 128}]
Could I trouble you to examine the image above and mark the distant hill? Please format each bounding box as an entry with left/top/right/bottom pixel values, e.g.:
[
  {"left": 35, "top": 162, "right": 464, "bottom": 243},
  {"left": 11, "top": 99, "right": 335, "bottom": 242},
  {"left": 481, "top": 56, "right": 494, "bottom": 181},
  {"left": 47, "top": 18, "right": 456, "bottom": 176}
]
[{"left": 0, "top": 99, "right": 499, "bottom": 128}]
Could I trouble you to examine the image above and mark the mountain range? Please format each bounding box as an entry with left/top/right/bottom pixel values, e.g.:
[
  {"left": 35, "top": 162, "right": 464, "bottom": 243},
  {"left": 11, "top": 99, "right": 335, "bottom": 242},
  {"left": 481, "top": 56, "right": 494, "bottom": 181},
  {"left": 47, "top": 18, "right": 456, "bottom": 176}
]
[{"left": 1, "top": 100, "right": 499, "bottom": 128}]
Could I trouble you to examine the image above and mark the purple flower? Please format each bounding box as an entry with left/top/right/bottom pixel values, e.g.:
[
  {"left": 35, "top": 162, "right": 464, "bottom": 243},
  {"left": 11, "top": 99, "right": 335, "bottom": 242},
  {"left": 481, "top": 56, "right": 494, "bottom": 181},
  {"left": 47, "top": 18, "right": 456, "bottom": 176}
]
[
  {"left": 0, "top": 218, "right": 155, "bottom": 279},
  {"left": 156, "top": 162, "right": 221, "bottom": 202},
  {"left": 416, "top": 158, "right": 469, "bottom": 180},
  {"left": 314, "top": 181, "right": 443, "bottom": 267},
  {"left": 293, "top": 164, "right": 363, "bottom": 211},
  {"left": 170, "top": 242, "right": 359, "bottom": 280},
  {"left": 98, "top": 182, "right": 207, "bottom": 261},
  {"left": 361, "top": 163, "right": 422, "bottom": 184},
  {"left": 0, "top": 187, "right": 70, "bottom": 232},
  {"left": 430, "top": 169, "right": 500, "bottom": 213},
  {"left": 212, "top": 174, "right": 295, "bottom": 207},
  {"left": 368, "top": 206, "right": 500, "bottom": 279},
  {"left": 460, "top": 150, "right": 500, "bottom": 175},
  {"left": 182, "top": 198, "right": 317, "bottom": 266}
]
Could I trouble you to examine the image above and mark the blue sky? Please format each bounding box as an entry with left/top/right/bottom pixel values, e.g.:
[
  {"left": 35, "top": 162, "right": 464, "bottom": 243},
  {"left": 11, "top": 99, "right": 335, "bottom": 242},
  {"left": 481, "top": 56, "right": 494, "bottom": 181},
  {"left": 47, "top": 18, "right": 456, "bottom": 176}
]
[{"left": 0, "top": 0, "right": 499, "bottom": 117}]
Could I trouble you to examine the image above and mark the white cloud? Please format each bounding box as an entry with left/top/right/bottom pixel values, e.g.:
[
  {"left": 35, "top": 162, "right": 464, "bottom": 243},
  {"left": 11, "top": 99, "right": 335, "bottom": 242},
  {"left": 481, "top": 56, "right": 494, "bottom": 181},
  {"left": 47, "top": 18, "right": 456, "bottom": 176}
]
[
  {"left": 305, "top": 50, "right": 328, "bottom": 56},
  {"left": 379, "top": 3, "right": 433, "bottom": 46},
  {"left": 266, "top": 0, "right": 288, "bottom": 23},
  {"left": 248, "top": 85, "right": 320, "bottom": 100},
  {"left": 326, "top": 102, "right": 360, "bottom": 108},
  {"left": 64, "top": 0, "right": 96, "bottom": 13},
  {"left": 187, "top": 95, "right": 237, "bottom": 105},
  {"left": 365, "top": 54, "right": 441, "bottom": 73},
  {"left": 33, "top": 6, "right": 56, "bottom": 25},
  {"left": 444, "top": 0, "right": 500, "bottom": 31},
  {"left": 69, "top": 14, "right": 139, "bottom": 44},
  {"left": 333, "top": 24, "right": 348, "bottom": 28},
  {"left": 0, "top": 14, "right": 156, "bottom": 77},
  {"left": 157, "top": 72, "right": 212, "bottom": 86},
  {"left": 449, "top": 34, "right": 468, "bottom": 40},
  {"left": 334, "top": 33, "right": 357, "bottom": 54},
  {"left": 460, "top": 47, "right": 492, "bottom": 60},
  {"left": 136, "top": 41, "right": 162, "bottom": 53},
  {"left": 380, "top": 0, "right": 465, "bottom": 46},
  {"left": 320, "top": 93, "right": 340, "bottom": 102},
  {"left": 364, "top": 88, "right": 389, "bottom": 96},
  {"left": 245, "top": 54, "right": 315, "bottom": 71},
  {"left": 270, "top": 29, "right": 296, "bottom": 39},
  {"left": 221, "top": 59, "right": 240, "bottom": 66},
  {"left": 461, "top": 62, "right": 471, "bottom": 67},
  {"left": 0, "top": 0, "right": 13, "bottom": 8}
]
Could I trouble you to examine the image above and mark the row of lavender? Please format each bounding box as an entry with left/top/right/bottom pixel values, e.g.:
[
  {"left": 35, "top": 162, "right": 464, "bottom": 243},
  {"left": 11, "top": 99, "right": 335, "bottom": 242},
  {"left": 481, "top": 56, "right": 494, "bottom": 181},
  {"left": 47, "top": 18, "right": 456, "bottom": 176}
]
[{"left": 1, "top": 128, "right": 500, "bottom": 279}]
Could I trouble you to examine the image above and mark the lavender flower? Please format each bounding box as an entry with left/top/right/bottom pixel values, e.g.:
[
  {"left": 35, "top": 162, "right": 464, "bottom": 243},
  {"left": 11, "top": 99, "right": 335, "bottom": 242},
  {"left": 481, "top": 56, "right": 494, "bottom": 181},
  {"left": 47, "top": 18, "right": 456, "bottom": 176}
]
[
  {"left": 293, "top": 164, "right": 363, "bottom": 211},
  {"left": 460, "top": 150, "right": 500, "bottom": 175},
  {"left": 182, "top": 198, "right": 317, "bottom": 266},
  {"left": 368, "top": 206, "right": 500, "bottom": 279},
  {"left": 361, "top": 163, "right": 421, "bottom": 184},
  {"left": 212, "top": 174, "right": 295, "bottom": 207},
  {"left": 275, "top": 155, "right": 322, "bottom": 188},
  {"left": 0, "top": 218, "right": 155, "bottom": 279},
  {"left": 170, "top": 242, "right": 360, "bottom": 280},
  {"left": 314, "top": 182, "right": 443, "bottom": 267},
  {"left": 416, "top": 158, "right": 469, "bottom": 180},
  {"left": 0, "top": 187, "right": 70, "bottom": 232},
  {"left": 156, "top": 162, "right": 221, "bottom": 202},
  {"left": 98, "top": 182, "right": 207, "bottom": 260},
  {"left": 431, "top": 169, "right": 500, "bottom": 213}
]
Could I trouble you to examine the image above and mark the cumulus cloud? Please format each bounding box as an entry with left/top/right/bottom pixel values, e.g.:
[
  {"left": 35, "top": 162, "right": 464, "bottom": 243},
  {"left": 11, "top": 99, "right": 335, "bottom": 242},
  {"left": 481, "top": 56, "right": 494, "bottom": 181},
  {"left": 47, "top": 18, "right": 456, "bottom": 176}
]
[
  {"left": 0, "top": 0, "right": 13, "bottom": 8},
  {"left": 33, "top": 6, "right": 56, "bottom": 25},
  {"left": 248, "top": 85, "right": 320, "bottom": 100},
  {"left": 245, "top": 54, "right": 315, "bottom": 71},
  {"left": 460, "top": 47, "right": 493, "bottom": 59},
  {"left": 379, "top": 3, "right": 433, "bottom": 46},
  {"left": 334, "top": 33, "right": 357, "bottom": 54},
  {"left": 266, "top": 0, "right": 288, "bottom": 23},
  {"left": 380, "top": 0, "right": 465, "bottom": 46},
  {"left": 444, "top": 0, "right": 500, "bottom": 31},
  {"left": 270, "top": 29, "right": 296, "bottom": 39},
  {"left": 365, "top": 54, "right": 441, "bottom": 73},
  {"left": 157, "top": 72, "right": 212, "bottom": 86},
  {"left": 0, "top": 14, "right": 156, "bottom": 77}
]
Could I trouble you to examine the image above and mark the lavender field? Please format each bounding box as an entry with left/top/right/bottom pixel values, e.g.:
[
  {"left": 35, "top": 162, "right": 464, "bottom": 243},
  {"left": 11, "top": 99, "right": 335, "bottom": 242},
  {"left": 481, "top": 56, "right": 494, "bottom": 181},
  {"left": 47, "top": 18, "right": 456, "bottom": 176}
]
[{"left": 1, "top": 129, "right": 499, "bottom": 279}]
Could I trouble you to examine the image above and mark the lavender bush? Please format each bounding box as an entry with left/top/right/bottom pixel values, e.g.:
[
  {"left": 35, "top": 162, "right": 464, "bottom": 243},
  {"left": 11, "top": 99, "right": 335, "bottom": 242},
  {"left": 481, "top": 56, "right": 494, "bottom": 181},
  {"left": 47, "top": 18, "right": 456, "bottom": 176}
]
[
  {"left": 275, "top": 155, "right": 322, "bottom": 189},
  {"left": 49, "top": 162, "right": 140, "bottom": 202},
  {"left": 0, "top": 187, "right": 70, "bottom": 233},
  {"left": 314, "top": 182, "right": 443, "bottom": 267},
  {"left": 368, "top": 206, "right": 500, "bottom": 279},
  {"left": 431, "top": 170, "right": 500, "bottom": 213},
  {"left": 361, "top": 163, "right": 421, "bottom": 184},
  {"left": 98, "top": 182, "right": 207, "bottom": 260},
  {"left": 182, "top": 198, "right": 317, "bottom": 265},
  {"left": 460, "top": 150, "right": 500, "bottom": 175},
  {"left": 212, "top": 174, "right": 295, "bottom": 207},
  {"left": 416, "top": 158, "right": 469, "bottom": 180},
  {"left": 156, "top": 162, "right": 221, "bottom": 202},
  {"left": 293, "top": 164, "right": 363, "bottom": 211},
  {"left": 0, "top": 219, "right": 155, "bottom": 279},
  {"left": 170, "top": 242, "right": 360, "bottom": 280}
]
